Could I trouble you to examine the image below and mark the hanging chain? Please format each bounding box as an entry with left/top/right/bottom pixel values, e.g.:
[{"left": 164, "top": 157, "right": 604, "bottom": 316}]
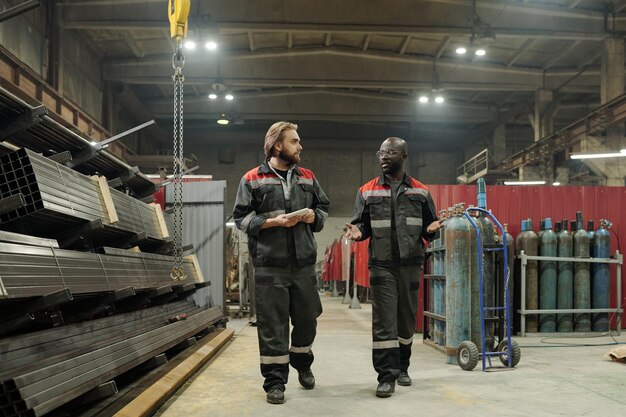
[{"left": 171, "top": 45, "right": 186, "bottom": 281}]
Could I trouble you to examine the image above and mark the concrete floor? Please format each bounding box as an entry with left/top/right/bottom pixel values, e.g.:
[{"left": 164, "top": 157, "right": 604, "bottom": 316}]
[{"left": 156, "top": 295, "right": 626, "bottom": 417}]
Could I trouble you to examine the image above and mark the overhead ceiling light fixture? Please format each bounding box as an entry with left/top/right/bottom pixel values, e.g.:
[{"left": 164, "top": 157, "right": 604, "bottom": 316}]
[
  {"left": 503, "top": 180, "right": 546, "bottom": 186},
  {"left": 455, "top": 0, "right": 495, "bottom": 59},
  {"left": 224, "top": 93, "right": 234, "bottom": 101},
  {"left": 205, "top": 40, "right": 218, "bottom": 50},
  {"left": 552, "top": 181, "right": 561, "bottom": 186},
  {"left": 208, "top": 93, "right": 218, "bottom": 100},
  {"left": 418, "top": 60, "right": 446, "bottom": 105},
  {"left": 217, "top": 114, "right": 230, "bottom": 125},
  {"left": 570, "top": 151, "right": 626, "bottom": 159},
  {"left": 183, "top": 40, "right": 196, "bottom": 50}
]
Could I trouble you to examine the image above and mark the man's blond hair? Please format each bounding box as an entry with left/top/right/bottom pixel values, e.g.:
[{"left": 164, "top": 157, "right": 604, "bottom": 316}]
[{"left": 263, "top": 121, "right": 298, "bottom": 159}]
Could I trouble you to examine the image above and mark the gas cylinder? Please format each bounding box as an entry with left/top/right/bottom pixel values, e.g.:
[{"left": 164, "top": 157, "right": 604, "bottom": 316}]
[
  {"left": 587, "top": 220, "right": 595, "bottom": 248},
  {"left": 592, "top": 221, "right": 611, "bottom": 331},
  {"left": 516, "top": 220, "right": 527, "bottom": 256},
  {"left": 521, "top": 219, "right": 539, "bottom": 333},
  {"left": 537, "top": 219, "right": 546, "bottom": 243},
  {"left": 573, "top": 212, "right": 591, "bottom": 332},
  {"left": 444, "top": 205, "right": 471, "bottom": 364},
  {"left": 557, "top": 219, "right": 574, "bottom": 332},
  {"left": 539, "top": 218, "right": 557, "bottom": 332}
]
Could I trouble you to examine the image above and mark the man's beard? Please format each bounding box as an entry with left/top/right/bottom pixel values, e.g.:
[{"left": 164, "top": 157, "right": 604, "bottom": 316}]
[{"left": 279, "top": 149, "right": 300, "bottom": 165}]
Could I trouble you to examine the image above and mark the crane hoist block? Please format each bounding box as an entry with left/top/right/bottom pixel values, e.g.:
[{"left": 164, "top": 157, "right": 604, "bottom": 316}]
[{"left": 168, "top": 0, "right": 191, "bottom": 40}]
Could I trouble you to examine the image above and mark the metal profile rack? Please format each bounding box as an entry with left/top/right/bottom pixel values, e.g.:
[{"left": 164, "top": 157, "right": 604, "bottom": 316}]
[
  {"left": 0, "top": 148, "right": 169, "bottom": 249},
  {"left": 0, "top": 306, "right": 225, "bottom": 417},
  {"left": 518, "top": 251, "right": 623, "bottom": 336},
  {"left": 0, "top": 241, "right": 203, "bottom": 299},
  {"left": 0, "top": 84, "right": 156, "bottom": 198}
]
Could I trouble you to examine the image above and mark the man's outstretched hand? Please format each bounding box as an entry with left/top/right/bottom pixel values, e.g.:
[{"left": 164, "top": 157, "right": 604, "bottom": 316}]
[
  {"left": 427, "top": 219, "right": 444, "bottom": 234},
  {"left": 344, "top": 223, "right": 362, "bottom": 241}
]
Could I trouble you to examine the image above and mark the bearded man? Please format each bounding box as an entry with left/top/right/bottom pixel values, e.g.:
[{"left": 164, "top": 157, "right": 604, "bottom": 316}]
[{"left": 233, "top": 121, "right": 330, "bottom": 404}]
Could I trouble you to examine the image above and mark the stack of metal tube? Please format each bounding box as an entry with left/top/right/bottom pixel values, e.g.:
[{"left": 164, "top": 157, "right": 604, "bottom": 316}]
[
  {"left": 0, "top": 148, "right": 169, "bottom": 248},
  {"left": 0, "top": 303, "right": 224, "bottom": 417},
  {"left": 0, "top": 241, "right": 202, "bottom": 299}
]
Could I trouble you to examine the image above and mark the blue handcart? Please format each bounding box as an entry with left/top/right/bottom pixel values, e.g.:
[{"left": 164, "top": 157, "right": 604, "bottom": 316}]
[{"left": 456, "top": 207, "right": 521, "bottom": 371}]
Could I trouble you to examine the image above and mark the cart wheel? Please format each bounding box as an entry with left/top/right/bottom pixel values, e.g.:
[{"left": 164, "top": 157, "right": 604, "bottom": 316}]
[
  {"left": 498, "top": 339, "right": 521, "bottom": 367},
  {"left": 457, "top": 341, "right": 479, "bottom": 371}
]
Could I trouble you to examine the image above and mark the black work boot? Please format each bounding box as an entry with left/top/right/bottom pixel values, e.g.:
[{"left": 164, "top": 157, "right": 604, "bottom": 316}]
[
  {"left": 297, "top": 368, "right": 315, "bottom": 389},
  {"left": 375, "top": 381, "right": 395, "bottom": 398},
  {"left": 266, "top": 386, "right": 285, "bottom": 404},
  {"left": 397, "top": 371, "right": 412, "bottom": 386}
]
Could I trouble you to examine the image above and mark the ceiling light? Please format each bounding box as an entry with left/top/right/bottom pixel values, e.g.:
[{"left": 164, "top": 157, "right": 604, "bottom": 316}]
[
  {"left": 205, "top": 40, "right": 218, "bottom": 51},
  {"left": 570, "top": 151, "right": 626, "bottom": 159},
  {"left": 217, "top": 116, "right": 230, "bottom": 125},
  {"left": 208, "top": 93, "right": 218, "bottom": 100},
  {"left": 621, "top": 149, "right": 626, "bottom": 153},
  {"left": 224, "top": 94, "right": 234, "bottom": 101},
  {"left": 456, "top": 47, "right": 467, "bottom": 55},
  {"left": 434, "top": 96, "right": 445, "bottom": 104},
  {"left": 503, "top": 180, "right": 546, "bottom": 186},
  {"left": 475, "top": 49, "right": 486, "bottom": 56},
  {"left": 418, "top": 96, "right": 429, "bottom": 103},
  {"left": 552, "top": 181, "right": 561, "bottom": 186},
  {"left": 183, "top": 40, "right": 196, "bottom": 50}
]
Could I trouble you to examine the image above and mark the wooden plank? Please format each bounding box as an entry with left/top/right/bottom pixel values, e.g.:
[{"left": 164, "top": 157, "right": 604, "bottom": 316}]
[
  {"left": 91, "top": 175, "right": 119, "bottom": 223},
  {"left": 113, "top": 328, "right": 234, "bottom": 417},
  {"left": 151, "top": 202, "right": 169, "bottom": 239},
  {"left": 186, "top": 254, "right": 205, "bottom": 284}
]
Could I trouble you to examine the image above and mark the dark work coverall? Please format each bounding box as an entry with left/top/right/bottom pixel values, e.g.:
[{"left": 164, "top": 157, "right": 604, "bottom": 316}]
[
  {"left": 233, "top": 161, "right": 330, "bottom": 392},
  {"left": 351, "top": 174, "right": 438, "bottom": 383}
]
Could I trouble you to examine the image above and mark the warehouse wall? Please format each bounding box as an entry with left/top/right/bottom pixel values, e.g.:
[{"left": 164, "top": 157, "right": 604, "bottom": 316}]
[
  {"left": 193, "top": 140, "right": 460, "bottom": 218},
  {"left": 0, "top": 0, "right": 46, "bottom": 76},
  {"left": 60, "top": 32, "right": 103, "bottom": 121},
  {"left": 0, "top": 1, "right": 104, "bottom": 122}
]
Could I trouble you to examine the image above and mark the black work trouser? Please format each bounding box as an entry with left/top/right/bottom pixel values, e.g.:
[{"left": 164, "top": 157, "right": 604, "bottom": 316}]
[
  {"left": 370, "top": 264, "right": 422, "bottom": 383},
  {"left": 254, "top": 264, "right": 322, "bottom": 392}
]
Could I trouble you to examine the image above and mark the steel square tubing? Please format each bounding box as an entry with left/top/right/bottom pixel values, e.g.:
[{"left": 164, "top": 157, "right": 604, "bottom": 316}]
[
  {"left": 0, "top": 301, "right": 190, "bottom": 356},
  {"left": 10, "top": 308, "right": 221, "bottom": 391},
  {"left": 23, "top": 311, "right": 222, "bottom": 417},
  {"left": 1, "top": 305, "right": 199, "bottom": 379},
  {"left": 11, "top": 309, "right": 222, "bottom": 412},
  {"left": 0, "top": 231, "right": 58, "bottom": 248}
]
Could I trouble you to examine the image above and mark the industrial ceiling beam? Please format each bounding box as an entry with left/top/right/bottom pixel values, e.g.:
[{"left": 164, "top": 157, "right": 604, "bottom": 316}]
[
  {"left": 104, "top": 75, "right": 597, "bottom": 94},
  {"left": 505, "top": 39, "right": 535, "bottom": 67},
  {"left": 104, "top": 46, "right": 544, "bottom": 76},
  {"left": 423, "top": 0, "right": 607, "bottom": 19},
  {"left": 57, "top": 19, "right": 609, "bottom": 41}
]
